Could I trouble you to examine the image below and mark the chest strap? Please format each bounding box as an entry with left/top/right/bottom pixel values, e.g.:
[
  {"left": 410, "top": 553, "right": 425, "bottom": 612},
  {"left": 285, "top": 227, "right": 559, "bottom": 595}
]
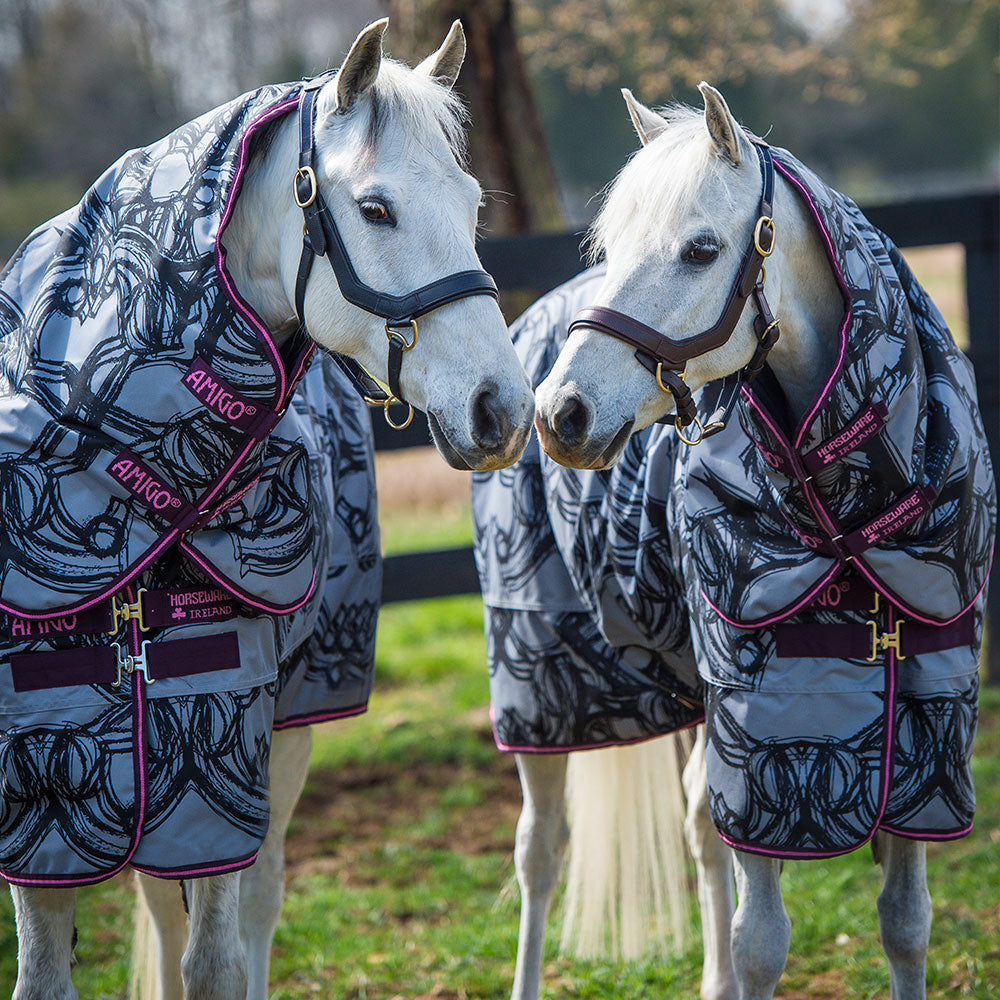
[{"left": 9, "top": 631, "right": 241, "bottom": 692}]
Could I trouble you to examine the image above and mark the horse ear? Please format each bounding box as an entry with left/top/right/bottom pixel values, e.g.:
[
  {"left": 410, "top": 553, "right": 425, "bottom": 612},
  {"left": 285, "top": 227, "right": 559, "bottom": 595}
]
[
  {"left": 416, "top": 19, "right": 466, "bottom": 89},
  {"left": 334, "top": 18, "right": 388, "bottom": 114},
  {"left": 698, "top": 82, "right": 745, "bottom": 167},
  {"left": 621, "top": 88, "right": 666, "bottom": 146}
]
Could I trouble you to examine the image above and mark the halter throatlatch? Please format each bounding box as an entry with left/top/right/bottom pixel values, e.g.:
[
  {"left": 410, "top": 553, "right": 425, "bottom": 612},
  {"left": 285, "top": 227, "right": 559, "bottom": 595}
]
[
  {"left": 567, "top": 138, "right": 781, "bottom": 446},
  {"left": 292, "top": 82, "right": 500, "bottom": 428}
]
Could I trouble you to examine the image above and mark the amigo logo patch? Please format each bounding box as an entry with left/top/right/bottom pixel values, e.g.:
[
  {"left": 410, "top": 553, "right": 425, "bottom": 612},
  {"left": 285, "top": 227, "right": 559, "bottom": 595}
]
[
  {"left": 182, "top": 357, "right": 277, "bottom": 438},
  {"left": 106, "top": 449, "right": 194, "bottom": 526}
]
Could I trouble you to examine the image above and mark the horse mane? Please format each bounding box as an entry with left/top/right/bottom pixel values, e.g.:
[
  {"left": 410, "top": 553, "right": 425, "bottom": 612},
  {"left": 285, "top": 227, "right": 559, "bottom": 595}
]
[
  {"left": 324, "top": 58, "right": 471, "bottom": 168},
  {"left": 586, "top": 104, "right": 737, "bottom": 266}
]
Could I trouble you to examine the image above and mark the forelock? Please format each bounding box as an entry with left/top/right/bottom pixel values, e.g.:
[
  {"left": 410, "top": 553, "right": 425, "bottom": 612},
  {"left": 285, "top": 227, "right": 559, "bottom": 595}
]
[{"left": 586, "top": 104, "right": 737, "bottom": 266}]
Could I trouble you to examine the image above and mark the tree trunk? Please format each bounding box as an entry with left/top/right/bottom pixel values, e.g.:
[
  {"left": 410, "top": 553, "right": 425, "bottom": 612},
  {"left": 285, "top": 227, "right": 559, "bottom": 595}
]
[{"left": 389, "top": 0, "right": 563, "bottom": 234}]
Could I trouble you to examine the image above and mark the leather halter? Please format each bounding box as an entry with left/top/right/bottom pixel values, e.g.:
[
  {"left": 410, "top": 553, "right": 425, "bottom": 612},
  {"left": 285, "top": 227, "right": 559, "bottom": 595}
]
[
  {"left": 568, "top": 139, "right": 780, "bottom": 445},
  {"left": 292, "top": 82, "right": 500, "bottom": 428}
]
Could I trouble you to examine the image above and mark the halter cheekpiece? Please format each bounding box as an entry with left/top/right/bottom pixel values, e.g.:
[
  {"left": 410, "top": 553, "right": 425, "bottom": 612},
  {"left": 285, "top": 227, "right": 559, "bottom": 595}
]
[
  {"left": 292, "top": 81, "right": 500, "bottom": 428},
  {"left": 568, "top": 137, "right": 780, "bottom": 446}
]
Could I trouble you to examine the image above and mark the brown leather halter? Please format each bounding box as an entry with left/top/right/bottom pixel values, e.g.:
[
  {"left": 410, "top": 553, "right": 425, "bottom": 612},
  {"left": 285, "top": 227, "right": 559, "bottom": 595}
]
[{"left": 568, "top": 138, "right": 781, "bottom": 445}]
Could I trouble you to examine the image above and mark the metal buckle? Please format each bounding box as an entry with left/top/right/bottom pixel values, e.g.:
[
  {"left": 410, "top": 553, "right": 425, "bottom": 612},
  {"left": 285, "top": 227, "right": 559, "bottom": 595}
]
[
  {"left": 867, "top": 618, "right": 906, "bottom": 662},
  {"left": 673, "top": 413, "right": 724, "bottom": 447},
  {"left": 655, "top": 363, "right": 686, "bottom": 394},
  {"left": 113, "top": 640, "right": 156, "bottom": 687},
  {"left": 385, "top": 318, "right": 419, "bottom": 352},
  {"left": 107, "top": 588, "right": 149, "bottom": 636},
  {"left": 754, "top": 216, "right": 775, "bottom": 257},
  {"left": 293, "top": 166, "right": 318, "bottom": 208}
]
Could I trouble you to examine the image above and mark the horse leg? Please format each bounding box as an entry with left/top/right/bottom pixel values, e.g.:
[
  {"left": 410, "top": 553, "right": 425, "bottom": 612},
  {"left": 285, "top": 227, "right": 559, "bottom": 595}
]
[
  {"left": 682, "top": 726, "right": 738, "bottom": 1000},
  {"left": 181, "top": 873, "right": 247, "bottom": 1000},
  {"left": 239, "top": 725, "right": 313, "bottom": 1000},
  {"left": 511, "top": 751, "right": 569, "bottom": 1000},
  {"left": 10, "top": 885, "right": 78, "bottom": 1000},
  {"left": 875, "top": 832, "right": 930, "bottom": 1000},
  {"left": 730, "top": 851, "right": 789, "bottom": 1000},
  {"left": 132, "top": 873, "right": 188, "bottom": 1000}
]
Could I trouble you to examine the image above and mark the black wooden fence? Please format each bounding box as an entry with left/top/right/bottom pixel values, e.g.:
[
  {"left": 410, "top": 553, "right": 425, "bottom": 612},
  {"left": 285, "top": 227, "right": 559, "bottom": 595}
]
[{"left": 376, "top": 191, "right": 1000, "bottom": 680}]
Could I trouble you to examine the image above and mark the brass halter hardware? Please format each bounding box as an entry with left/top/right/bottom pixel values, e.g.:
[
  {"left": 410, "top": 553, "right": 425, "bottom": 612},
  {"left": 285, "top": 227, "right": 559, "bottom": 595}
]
[
  {"left": 293, "top": 166, "right": 318, "bottom": 208},
  {"left": 385, "top": 318, "right": 418, "bottom": 352},
  {"left": 754, "top": 216, "right": 776, "bottom": 257},
  {"left": 674, "top": 413, "right": 725, "bottom": 447},
  {"left": 656, "top": 363, "right": 686, "bottom": 395}
]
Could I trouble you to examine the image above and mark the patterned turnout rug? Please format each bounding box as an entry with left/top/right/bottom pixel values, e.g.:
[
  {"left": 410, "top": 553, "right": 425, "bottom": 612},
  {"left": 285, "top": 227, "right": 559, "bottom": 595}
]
[
  {"left": 474, "top": 148, "right": 995, "bottom": 857},
  {"left": 0, "top": 81, "right": 380, "bottom": 884}
]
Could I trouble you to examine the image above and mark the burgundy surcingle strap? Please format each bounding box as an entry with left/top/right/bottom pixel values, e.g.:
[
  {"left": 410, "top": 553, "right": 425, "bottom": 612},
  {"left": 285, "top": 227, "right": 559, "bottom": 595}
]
[{"left": 567, "top": 138, "right": 780, "bottom": 438}]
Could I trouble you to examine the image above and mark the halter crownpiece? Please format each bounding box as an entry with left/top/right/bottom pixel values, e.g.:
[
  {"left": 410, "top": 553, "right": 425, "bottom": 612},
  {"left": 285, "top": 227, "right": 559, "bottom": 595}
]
[
  {"left": 568, "top": 137, "right": 781, "bottom": 446},
  {"left": 292, "top": 81, "right": 500, "bottom": 428}
]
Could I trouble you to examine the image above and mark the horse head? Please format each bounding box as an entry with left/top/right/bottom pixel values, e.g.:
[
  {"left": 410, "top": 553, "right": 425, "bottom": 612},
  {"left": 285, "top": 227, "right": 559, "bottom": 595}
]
[{"left": 225, "top": 20, "right": 534, "bottom": 471}]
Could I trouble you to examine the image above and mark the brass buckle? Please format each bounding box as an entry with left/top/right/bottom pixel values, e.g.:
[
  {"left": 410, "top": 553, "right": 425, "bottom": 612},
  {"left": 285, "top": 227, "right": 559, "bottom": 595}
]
[
  {"left": 655, "top": 363, "right": 686, "bottom": 394},
  {"left": 867, "top": 618, "right": 906, "bottom": 662},
  {"left": 385, "top": 318, "right": 419, "bottom": 352},
  {"left": 113, "top": 640, "right": 155, "bottom": 687},
  {"left": 754, "top": 216, "right": 775, "bottom": 257},
  {"left": 673, "top": 413, "right": 724, "bottom": 447},
  {"left": 293, "top": 166, "right": 318, "bottom": 208},
  {"left": 108, "top": 588, "right": 149, "bottom": 636}
]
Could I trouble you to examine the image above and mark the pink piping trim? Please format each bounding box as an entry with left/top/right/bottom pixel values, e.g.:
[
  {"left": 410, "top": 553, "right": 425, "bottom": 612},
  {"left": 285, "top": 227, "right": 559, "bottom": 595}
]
[
  {"left": 132, "top": 852, "right": 259, "bottom": 879},
  {"left": 214, "top": 95, "right": 300, "bottom": 404},
  {"left": 716, "top": 615, "right": 898, "bottom": 860},
  {"left": 878, "top": 821, "right": 973, "bottom": 841},
  {"left": 0, "top": 529, "right": 181, "bottom": 620},
  {"left": 490, "top": 703, "right": 704, "bottom": 754},
  {"left": 2, "top": 589, "right": 150, "bottom": 888},
  {"left": 178, "top": 541, "right": 318, "bottom": 615},
  {"left": 273, "top": 703, "right": 368, "bottom": 729},
  {"left": 700, "top": 563, "right": 841, "bottom": 630},
  {"left": 771, "top": 162, "right": 854, "bottom": 451}
]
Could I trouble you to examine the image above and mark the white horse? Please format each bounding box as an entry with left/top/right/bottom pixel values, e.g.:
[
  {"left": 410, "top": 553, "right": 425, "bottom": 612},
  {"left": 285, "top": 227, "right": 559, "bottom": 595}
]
[
  {"left": 11, "top": 19, "right": 534, "bottom": 1000},
  {"left": 501, "top": 83, "right": 989, "bottom": 1000}
]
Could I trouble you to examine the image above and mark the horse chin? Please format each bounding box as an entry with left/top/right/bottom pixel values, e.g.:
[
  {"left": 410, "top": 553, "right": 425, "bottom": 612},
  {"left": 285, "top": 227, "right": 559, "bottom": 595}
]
[{"left": 538, "top": 418, "right": 635, "bottom": 470}]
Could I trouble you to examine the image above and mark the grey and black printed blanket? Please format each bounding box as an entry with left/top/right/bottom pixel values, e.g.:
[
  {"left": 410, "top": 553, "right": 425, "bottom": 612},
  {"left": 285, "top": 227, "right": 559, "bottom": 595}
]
[
  {"left": 473, "top": 147, "right": 995, "bottom": 857},
  {"left": 0, "top": 79, "right": 380, "bottom": 884}
]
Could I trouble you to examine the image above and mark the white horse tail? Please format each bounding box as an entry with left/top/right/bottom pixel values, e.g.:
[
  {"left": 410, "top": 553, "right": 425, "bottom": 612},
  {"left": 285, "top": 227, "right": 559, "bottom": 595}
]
[
  {"left": 560, "top": 731, "right": 693, "bottom": 960},
  {"left": 129, "top": 881, "right": 159, "bottom": 1000}
]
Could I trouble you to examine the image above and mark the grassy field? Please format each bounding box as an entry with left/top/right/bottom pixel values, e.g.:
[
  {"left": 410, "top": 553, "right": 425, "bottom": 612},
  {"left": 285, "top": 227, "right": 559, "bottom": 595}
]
[{"left": 1, "top": 245, "right": 996, "bottom": 997}]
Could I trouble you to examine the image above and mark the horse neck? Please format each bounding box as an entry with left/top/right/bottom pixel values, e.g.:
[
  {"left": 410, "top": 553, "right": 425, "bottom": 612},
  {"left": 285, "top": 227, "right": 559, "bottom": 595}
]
[
  {"left": 762, "top": 172, "right": 844, "bottom": 424},
  {"left": 222, "top": 117, "right": 300, "bottom": 347}
]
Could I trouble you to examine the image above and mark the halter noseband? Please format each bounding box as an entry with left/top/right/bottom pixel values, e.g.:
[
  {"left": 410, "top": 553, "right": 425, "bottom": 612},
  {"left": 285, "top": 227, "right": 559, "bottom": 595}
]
[
  {"left": 567, "top": 138, "right": 780, "bottom": 446},
  {"left": 292, "top": 81, "right": 500, "bottom": 429}
]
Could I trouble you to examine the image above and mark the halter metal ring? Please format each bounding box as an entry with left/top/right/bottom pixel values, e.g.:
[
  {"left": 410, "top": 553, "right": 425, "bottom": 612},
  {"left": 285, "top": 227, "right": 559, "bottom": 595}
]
[
  {"left": 655, "top": 362, "right": 687, "bottom": 394},
  {"left": 385, "top": 318, "right": 419, "bottom": 351},
  {"left": 383, "top": 398, "right": 414, "bottom": 429},
  {"left": 294, "top": 166, "right": 318, "bottom": 208},
  {"left": 754, "top": 216, "right": 775, "bottom": 257},
  {"left": 674, "top": 414, "right": 709, "bottom": 446}
]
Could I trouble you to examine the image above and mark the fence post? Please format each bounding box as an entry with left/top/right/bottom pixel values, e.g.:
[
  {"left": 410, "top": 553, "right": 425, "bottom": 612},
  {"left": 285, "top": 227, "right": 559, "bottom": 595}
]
[{"left": 964, "top": 236, "right": 1000, "bottom": 684}]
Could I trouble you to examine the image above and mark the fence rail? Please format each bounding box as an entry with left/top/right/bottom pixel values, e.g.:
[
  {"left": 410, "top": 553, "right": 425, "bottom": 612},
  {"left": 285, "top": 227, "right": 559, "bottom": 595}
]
[{"left": 377, "top": 191, "right": 1000, "bottom": 679}]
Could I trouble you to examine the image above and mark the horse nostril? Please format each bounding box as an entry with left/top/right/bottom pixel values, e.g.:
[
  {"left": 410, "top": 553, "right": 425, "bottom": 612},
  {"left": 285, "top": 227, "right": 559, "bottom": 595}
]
[
  {"left": 552, "top": 394, "right": 590, "bottom": 447},
  {"left": 471, "top": 388, "right": 505, "bottom": 450}
]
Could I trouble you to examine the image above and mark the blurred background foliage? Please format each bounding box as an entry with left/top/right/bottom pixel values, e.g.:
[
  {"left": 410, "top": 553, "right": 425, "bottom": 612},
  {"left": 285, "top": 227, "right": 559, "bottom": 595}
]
[{"left": 0, "top": 0, "right": 997, "bottom": 253}]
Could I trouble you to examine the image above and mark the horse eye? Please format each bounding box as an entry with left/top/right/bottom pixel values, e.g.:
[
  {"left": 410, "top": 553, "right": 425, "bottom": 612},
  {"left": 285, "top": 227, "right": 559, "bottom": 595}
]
[
  {"left": 681, "top": 242, "right": 719, "bottom": 264},
  {"left": 358, "top": 199, "right": 394, "bottom": 225}
]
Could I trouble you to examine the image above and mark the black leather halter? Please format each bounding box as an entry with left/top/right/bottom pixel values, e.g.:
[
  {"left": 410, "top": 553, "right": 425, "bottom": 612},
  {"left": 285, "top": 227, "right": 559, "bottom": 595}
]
[
  {"left": 292, "top": 82, "right": 500, "bottom": 428},
  {"left": 568, "top": 138, "right": 780, "bottom": 445}
]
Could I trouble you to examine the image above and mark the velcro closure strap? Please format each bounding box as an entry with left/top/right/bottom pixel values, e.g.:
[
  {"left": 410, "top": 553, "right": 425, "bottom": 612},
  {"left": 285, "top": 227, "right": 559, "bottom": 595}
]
[
  {"left": 842, "top": 485, "right": 937, "bottom": 557},
  {"left": 802, "top": 402, "right": 889, "bottom": 476},
  {"left": 106, "top": 449, "right": 195, "bottom": 528},
  {"left": 8, "top": 631, "right": 241, "bottom": 692},
  {"left": 10, "top": 646, "right": 117, "bottom": 692},
  {"left": 182, "top": 357, "right": 281, "bottom": 439}
]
